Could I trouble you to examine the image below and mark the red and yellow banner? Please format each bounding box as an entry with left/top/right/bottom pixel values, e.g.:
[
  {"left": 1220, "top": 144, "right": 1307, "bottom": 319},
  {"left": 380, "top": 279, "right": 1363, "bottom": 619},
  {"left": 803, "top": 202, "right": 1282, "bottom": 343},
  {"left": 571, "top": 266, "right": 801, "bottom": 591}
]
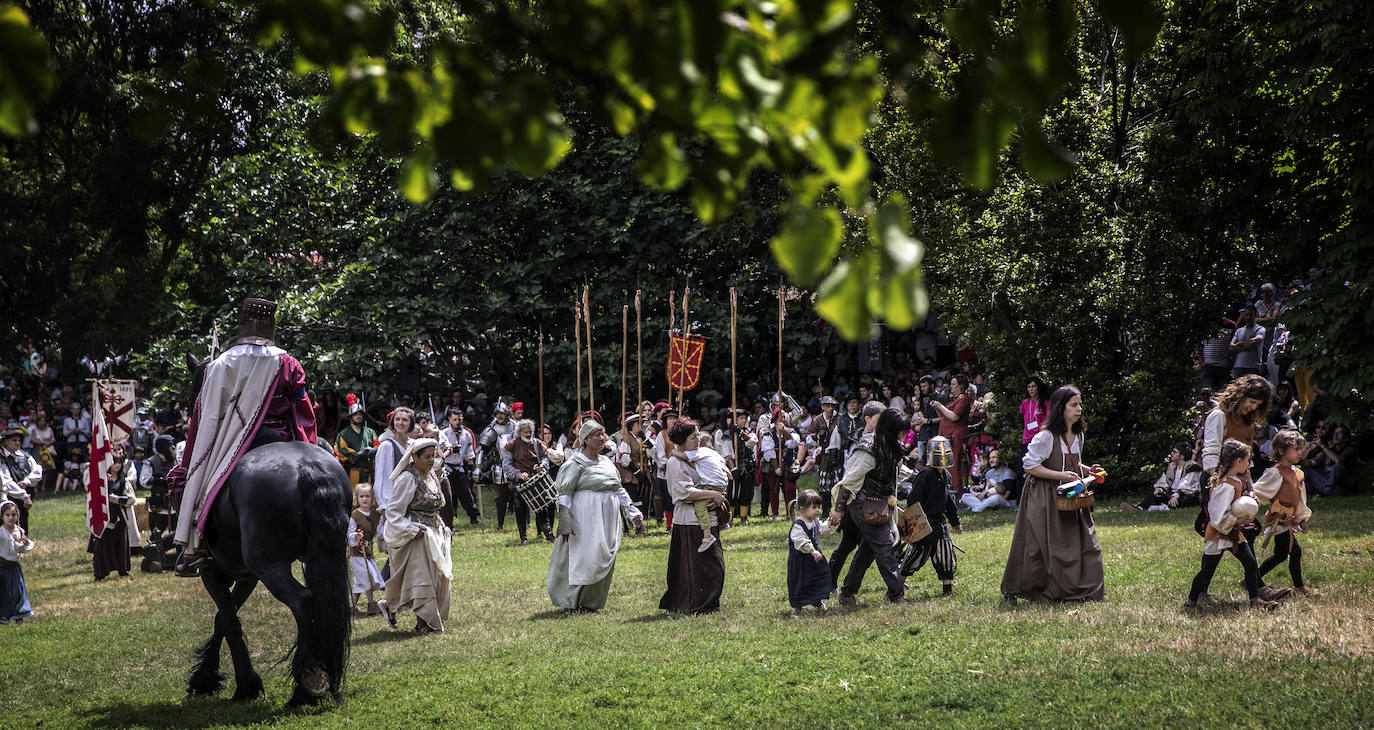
[{"left": 666, "top": 334, "right": 705, "bottom": 391}]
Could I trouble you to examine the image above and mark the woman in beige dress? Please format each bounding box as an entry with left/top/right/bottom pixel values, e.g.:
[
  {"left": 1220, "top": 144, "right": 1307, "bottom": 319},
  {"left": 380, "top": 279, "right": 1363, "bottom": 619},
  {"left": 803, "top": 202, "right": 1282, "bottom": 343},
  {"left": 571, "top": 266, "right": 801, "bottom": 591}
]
[{"left": 379, "top": 438, "right": 452, "bottom": 633}]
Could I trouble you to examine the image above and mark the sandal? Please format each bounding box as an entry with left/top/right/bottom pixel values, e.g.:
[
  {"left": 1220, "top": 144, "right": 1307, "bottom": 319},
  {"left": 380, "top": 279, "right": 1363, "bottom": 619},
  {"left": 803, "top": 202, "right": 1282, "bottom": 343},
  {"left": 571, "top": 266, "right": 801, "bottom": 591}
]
[{"left": 377, "top": 600, "right": 399, "bottom": 629}]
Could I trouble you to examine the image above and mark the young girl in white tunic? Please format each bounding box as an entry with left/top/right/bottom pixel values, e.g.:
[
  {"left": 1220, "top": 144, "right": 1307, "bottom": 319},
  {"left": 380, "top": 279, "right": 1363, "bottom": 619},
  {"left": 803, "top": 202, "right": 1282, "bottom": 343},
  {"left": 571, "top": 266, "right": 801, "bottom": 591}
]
[{"left": 348, "top": 484, "right": 386, "bottom": 617}]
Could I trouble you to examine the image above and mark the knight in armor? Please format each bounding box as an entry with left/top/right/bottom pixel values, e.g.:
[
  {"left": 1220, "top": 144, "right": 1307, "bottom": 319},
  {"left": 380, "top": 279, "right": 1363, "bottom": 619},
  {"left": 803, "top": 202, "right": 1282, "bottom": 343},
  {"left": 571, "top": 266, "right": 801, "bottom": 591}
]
[
  {"left": 334, "top": 394, "right": 378, "bottom": 488},
  {"left": 898, "top": 436, "right": 962, "bottom": 596},
  {"left": 167, "top": 298, "right": 318, "bottom": 577},
  {"left": 479, "top": 401, "right": 517, "bottom": 530}
]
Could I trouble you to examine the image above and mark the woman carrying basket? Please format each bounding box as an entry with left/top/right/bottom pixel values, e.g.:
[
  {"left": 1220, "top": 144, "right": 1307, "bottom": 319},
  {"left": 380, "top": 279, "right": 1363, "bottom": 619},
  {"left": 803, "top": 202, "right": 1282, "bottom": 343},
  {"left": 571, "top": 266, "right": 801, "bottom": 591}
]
[
  {"left": 1001, "top": 385, "right": 1105, "bottom": 603},
  {"left": 547, "top": 420, "right": 645, "bottom": 613}
]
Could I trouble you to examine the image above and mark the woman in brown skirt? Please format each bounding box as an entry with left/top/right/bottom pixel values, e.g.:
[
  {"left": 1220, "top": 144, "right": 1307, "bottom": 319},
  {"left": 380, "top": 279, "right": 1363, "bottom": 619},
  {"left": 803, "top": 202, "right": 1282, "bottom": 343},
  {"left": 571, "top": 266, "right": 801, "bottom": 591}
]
[
  {"left": 1000, "top": 385, "right": 1105, "bottom": 602},
  {"left": 658, "top": 418, "right": 729, "bottom": 614}
]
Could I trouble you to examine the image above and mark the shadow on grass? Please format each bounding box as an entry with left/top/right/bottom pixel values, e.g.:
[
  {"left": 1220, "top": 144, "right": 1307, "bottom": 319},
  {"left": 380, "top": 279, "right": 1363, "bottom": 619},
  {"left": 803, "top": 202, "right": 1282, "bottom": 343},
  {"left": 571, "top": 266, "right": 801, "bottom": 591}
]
[
  {"left": 351, "top": 628, "right": 418, "bottom": 646},
  {"left": 82, "top": 698, "right": 296, "bottom": 728},
  {"left": 621, "top": 611, "right": 679, "bottom": 624}
]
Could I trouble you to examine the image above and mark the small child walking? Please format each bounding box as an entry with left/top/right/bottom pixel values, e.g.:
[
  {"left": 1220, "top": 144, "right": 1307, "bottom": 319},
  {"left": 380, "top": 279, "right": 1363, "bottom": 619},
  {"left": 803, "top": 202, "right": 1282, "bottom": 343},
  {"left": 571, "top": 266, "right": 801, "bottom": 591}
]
[
  {"left": 1186, "top": 439, "right": 1276, "bottom": 609},
  {"left": 787, "top": 490, "right": 833, "bottom": 615},
  {"left": 0, "top": 500, "right": 35, "bottom": 624},
  {"left": 348, "top": 484, "right": 386, "bottom": 617},
  {"left": 1252, "top": 429, "right": 1320, "bottom": 598}
]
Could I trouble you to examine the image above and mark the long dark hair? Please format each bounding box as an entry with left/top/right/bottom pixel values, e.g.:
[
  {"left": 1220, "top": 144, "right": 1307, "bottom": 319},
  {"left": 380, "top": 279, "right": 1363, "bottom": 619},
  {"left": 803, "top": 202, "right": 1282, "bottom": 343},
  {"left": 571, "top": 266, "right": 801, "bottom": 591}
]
[
  {"left": 872, "top": 408, "right": 907, "bottom": 478},
  {"left": 1026, "top": 376, "right": 1049, "bottom": 408},
  {"left": 1045, "top": 385, "right": 1085, "bottom": 436}
]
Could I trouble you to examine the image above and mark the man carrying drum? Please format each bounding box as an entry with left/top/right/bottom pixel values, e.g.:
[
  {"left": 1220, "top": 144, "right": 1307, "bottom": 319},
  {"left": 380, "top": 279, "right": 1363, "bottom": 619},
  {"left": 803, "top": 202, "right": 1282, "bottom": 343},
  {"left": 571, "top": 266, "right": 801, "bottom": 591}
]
[{"left": 502, "top": 419, "right": 554, "bottom": 544}]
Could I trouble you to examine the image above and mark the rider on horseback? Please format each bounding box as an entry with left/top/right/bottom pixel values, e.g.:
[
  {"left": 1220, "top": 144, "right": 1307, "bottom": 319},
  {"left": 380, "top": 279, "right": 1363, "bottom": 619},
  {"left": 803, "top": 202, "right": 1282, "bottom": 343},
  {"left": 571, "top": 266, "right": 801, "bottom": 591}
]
[{"left": 168, "top": 298, "right": 318, "bottom": 577}]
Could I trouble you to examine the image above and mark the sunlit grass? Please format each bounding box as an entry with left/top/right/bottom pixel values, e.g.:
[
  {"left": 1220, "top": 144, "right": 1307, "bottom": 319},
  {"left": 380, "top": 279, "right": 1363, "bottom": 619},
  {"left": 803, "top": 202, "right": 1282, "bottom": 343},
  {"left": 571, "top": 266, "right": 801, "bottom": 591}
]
[{"left": 3, "top": 490, "right": 1372, "bottom": 728}]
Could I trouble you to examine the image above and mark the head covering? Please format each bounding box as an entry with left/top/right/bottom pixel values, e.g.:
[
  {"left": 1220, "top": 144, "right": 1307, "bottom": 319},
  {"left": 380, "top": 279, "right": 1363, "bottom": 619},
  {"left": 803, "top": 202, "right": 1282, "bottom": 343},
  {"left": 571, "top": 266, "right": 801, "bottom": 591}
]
[
  {"left": 494, "top": 401, "right": 512, "bottom": 415},
  {"left": 621, "top": 412, "right": 641, "bottom": 427},
  {"left": 819, "top": 395, "right": 838, "bottom": 406},
  {"left": 927, "top": 436, "right": 953, "bottom": 470},
  {"left": 346, "top": 393, "right": 364, "bottom": 416},
  {"left": 511, "top": 401, "right": 524, "bottom": 412},
  {"left": 389, "top": 438, "right": 438, "bottom": 483},
  {"left": 230, "top": 297, "right": 276, "bottom": 346},
  {"left": 1, "top": 427, "right": 22, "bottom": 441},
  {"left": 574, "top": 419, "right": 605, "bottom": 449},
  {"left": 154, "top": 434, "right": 175, "bottom": 459}
]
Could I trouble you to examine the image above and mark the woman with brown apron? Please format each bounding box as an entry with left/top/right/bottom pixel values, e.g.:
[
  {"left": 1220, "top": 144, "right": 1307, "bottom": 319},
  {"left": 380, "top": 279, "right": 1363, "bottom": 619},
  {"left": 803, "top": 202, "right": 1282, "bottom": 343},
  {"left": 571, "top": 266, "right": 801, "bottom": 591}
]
[{"left": 1001, "top": 385, "right": 1105, "bottom": 603}]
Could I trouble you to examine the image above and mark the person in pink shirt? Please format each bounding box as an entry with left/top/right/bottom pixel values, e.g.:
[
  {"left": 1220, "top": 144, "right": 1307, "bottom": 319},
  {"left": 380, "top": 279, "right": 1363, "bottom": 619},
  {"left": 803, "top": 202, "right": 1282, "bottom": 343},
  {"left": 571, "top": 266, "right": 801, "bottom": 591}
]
[{"left": 1020, "top": 377, "right": 1050, "bottom": 445}]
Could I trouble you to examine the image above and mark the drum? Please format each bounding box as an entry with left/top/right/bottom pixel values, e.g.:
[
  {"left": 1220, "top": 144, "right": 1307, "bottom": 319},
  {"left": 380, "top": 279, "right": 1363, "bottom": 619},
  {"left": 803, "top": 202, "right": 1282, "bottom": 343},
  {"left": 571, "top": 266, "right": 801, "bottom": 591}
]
[{"left": 516, "top": 471, "right": 558, "bottom": 513}]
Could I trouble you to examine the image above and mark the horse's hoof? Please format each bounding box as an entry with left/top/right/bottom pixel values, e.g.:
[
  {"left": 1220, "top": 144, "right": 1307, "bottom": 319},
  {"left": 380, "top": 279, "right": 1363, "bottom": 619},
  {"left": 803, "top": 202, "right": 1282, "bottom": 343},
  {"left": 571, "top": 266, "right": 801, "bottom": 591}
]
[
  {"left": 302, "top": 669, "right": 329, "bottom": 698},
  {"left": 231, "top": 673, "right": 264, "bottom": 701},
  {"left": 187, "top": 672, "right": 225, "bottom": 696}
]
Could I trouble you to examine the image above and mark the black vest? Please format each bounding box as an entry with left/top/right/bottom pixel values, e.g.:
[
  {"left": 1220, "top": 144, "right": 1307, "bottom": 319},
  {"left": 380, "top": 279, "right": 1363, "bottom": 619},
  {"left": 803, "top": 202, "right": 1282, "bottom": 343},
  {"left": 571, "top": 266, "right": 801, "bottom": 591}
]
[{"left": 851, "top": 442, "right": 895, "bottom": 498}]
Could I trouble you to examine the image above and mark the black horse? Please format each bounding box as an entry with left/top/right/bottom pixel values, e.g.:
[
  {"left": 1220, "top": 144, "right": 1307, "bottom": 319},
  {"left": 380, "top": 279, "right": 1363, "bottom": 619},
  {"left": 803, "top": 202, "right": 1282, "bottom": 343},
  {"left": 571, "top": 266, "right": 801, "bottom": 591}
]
[{"left": 183, "top": 355, "right": 352, "bottom": 706}]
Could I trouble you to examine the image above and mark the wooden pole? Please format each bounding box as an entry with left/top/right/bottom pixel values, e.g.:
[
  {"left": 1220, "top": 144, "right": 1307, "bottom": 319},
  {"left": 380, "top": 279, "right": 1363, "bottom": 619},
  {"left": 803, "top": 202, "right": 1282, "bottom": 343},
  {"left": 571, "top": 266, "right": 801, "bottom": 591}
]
[
  {"left": 621, "top": 304, "right": 628, "bottom": 427},
  {"left": 635, "top": 290, "right": 642, "bottom": 410},
  {"left": 575, "top": 300, "right": 583, "bottom": 416},
  {"left": 538, "top": 324, "right": 545, "bottom": 436},
  {"left": 678, "top": 284, "right": 690, "bottom": 414},
  {"left": 730, "top": 286, "right": 738, "bottom": 469},
  {"left": 777, "top": 287, "right": 785, "bottom": 395},
  {"left": 583, "top": 284, "right": 594, "bottom": 416}
]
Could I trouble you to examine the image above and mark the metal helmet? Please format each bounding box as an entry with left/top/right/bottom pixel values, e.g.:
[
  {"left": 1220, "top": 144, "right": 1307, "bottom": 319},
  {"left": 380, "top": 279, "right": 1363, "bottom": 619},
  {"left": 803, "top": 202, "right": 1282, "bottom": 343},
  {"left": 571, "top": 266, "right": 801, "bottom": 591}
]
[
  {"left": 927, "top": 436, "right": 954, "bottom": 470},
  {"left": 494, "top": 401, "right": 512, "bottom": 416}
]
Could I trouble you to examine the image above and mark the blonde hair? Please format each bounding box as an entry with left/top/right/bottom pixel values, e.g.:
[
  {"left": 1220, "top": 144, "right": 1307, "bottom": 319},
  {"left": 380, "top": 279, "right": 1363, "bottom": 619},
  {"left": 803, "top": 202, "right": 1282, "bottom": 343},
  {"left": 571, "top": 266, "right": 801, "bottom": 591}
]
[{"left": 353, "top": 483, "right": 375, "bottom": 509}]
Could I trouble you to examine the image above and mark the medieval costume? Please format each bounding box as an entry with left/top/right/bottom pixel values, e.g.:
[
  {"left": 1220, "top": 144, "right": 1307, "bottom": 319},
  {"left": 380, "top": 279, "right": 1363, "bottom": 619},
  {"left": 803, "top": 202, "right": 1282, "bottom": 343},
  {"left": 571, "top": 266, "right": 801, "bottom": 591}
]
[
  {"left": 1187, "top": 473, "right": 1264, "bottom": 605},
  {"left": 787, "top": 516, "right": 833, "bottom": 609},
  {"left": 548, "top": 421, "right": 644, "bottom": 612},
  {"left": 381, "top": 439, "right": 451, "bottom": 632},
  {"left": 659, "top": 442, "right": 725, "bottom": 614},
  {"left": 168, "top": 299, "right": 317, "bottom": 575},
  {"left": 88, "top": 461, "right": 141, "bottom": 580},
  {"left": 1253, "top": 462, "right": 1313, "bottom": 592},
  {"left": 334, "top": 394, "right": 378, "bottom": 489},
  {"left": 898, "top": 437, "right": 961, "bottom": 595},
  {"left": 1000, "top": 431, "right": 1105, "bottom": 602},
  {"left": 502, "top": 421, "right": 553, "bottom": 543},
  {"left": 0, "top": 501, "right": 34, "bottom": 624},
  {"left": 1, "top": 430, "right": 42, "bottom": 535},
  {"left": 348, "top": 495, "right": 385, "bottom": 614},
  {"left": 833, "top": 432, "right": 907, "bottom": 603},
  {"left": 439, "top": 417, "right": 481, "bottom": 526},
  {"left": 814, "top": 397, "right": 840, "bottom": 513},
  {"left": 479, "top": 404, "right": 516, "bottom": 528}
]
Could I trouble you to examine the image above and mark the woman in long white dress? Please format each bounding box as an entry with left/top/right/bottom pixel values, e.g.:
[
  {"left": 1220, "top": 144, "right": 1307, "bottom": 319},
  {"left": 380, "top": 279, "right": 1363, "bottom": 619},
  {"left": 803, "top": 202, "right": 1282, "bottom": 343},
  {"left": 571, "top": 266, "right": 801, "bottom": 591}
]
[{"left": 547, "top": 420, "right": 644, "bottom": 613}]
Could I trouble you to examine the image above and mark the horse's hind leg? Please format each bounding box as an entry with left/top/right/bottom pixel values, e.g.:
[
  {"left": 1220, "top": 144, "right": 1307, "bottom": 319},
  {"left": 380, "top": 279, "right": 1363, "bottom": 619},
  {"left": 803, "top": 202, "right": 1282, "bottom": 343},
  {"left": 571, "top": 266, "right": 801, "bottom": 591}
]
[
  {"left": 225, "top": 578, "right": 262, "bottom": 701},
  {"left": 254, "top": 563, "right": 329, "bottom": 706}
]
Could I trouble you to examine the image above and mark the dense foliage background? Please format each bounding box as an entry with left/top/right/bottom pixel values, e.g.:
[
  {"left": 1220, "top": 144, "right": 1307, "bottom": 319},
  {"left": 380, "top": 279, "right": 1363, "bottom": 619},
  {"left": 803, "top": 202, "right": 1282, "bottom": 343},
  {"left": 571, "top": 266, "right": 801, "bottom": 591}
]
[{"left": 3, "top": 0, "right": 1370, "bottom": 488}]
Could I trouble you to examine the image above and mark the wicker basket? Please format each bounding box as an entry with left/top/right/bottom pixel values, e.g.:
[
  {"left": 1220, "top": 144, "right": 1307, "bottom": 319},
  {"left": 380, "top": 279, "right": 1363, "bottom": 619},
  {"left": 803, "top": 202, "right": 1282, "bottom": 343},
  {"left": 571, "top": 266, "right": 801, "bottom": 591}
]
[{"left": 1055, "top": 491, "right": 1095, "bottom": 512}]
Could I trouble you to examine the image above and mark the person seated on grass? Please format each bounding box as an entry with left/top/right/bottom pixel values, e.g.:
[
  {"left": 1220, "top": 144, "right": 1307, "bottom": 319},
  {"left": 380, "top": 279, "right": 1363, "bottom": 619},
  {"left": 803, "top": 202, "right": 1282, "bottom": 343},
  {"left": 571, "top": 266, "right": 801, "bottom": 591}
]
[
  {"left": 1123, "top": 442, "right": 1202, "bottom": 512},
  {"left": 961, "top": 449, "right": 1017, "bottom": 512},
  {"left": 670, "top": 432, "right": 731, "bottom": 553}
]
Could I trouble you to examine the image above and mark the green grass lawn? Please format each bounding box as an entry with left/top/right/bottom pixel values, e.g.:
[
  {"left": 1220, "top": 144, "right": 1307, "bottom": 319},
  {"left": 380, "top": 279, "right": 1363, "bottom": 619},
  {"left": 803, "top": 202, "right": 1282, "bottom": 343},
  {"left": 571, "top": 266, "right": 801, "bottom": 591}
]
[{"left": 4, "top": 490, "right": 1373, "bottom": 729}]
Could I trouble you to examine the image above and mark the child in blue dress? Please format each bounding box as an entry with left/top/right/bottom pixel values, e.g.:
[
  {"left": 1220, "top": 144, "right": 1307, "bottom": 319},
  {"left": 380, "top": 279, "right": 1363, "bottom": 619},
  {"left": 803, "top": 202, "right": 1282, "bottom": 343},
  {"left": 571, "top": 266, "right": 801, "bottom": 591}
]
[
  {"left": 787, "top": 490, "right": 833, "bottom": 615},
  {"left": 1, "top": 500, "right": 35, "bottom": 624}
]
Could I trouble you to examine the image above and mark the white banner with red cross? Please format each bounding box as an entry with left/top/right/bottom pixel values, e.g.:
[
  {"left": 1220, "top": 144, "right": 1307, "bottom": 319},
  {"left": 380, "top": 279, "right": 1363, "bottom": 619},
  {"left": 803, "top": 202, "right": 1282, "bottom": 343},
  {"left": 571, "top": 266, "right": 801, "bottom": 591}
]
[
  {"left": 97, "top": 379, "right": 138, "bottom": 446},
  {"left": 87, "top": 386, "right": 116, "bottom": 538}
]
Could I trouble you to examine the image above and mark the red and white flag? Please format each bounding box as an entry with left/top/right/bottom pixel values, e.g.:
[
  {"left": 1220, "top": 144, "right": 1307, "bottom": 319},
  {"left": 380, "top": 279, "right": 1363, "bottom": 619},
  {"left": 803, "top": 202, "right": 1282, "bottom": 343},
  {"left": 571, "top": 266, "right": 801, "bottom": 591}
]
[
  {"left": 87, "top": 387, "right": 115, "bottom": 538},
  {"left": 98, "top": 379, "right": 137, "bottom": 446}
]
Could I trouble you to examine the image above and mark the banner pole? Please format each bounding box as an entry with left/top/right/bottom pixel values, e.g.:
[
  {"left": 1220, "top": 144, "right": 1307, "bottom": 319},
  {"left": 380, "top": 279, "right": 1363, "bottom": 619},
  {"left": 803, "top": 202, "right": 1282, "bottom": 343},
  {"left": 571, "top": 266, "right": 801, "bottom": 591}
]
[{"left": 583, "top": 284, "right": 594, "bottom": 417}]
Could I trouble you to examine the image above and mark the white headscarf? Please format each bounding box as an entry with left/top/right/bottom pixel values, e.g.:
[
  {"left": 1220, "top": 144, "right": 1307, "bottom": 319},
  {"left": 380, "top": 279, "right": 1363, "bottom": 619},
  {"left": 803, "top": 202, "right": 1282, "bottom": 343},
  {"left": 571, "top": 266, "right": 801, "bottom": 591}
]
[
  {"left": 573, "top": 419, "right": 605, "bottom": 449},
  {"left": 388, "top": 437, "right": 438, "bottom": 483}
]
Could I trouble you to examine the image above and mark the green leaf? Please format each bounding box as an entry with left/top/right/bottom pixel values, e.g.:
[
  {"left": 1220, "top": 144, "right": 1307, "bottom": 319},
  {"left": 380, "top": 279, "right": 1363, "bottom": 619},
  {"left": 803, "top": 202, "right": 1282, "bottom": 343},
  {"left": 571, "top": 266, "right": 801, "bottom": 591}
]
[
  {"left": 400, "top": 149, "right": 437, "bottom": 203},
  {"left": 771, "top": 204, "right": 842, "bottom": 287},
  {"left": 816, "top": 258, "right": 873, "bottom": 341},
  {"left": 0, "top": 4, "right": 55, "bottom": 137}
]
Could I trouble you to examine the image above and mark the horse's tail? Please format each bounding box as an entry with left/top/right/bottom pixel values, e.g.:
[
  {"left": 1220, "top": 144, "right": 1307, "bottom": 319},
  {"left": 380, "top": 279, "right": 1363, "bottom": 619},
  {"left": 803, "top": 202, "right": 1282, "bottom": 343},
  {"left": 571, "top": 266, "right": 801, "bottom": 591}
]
[{"left": 301, "top": 456, "right": 352, "bottom": 699}]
